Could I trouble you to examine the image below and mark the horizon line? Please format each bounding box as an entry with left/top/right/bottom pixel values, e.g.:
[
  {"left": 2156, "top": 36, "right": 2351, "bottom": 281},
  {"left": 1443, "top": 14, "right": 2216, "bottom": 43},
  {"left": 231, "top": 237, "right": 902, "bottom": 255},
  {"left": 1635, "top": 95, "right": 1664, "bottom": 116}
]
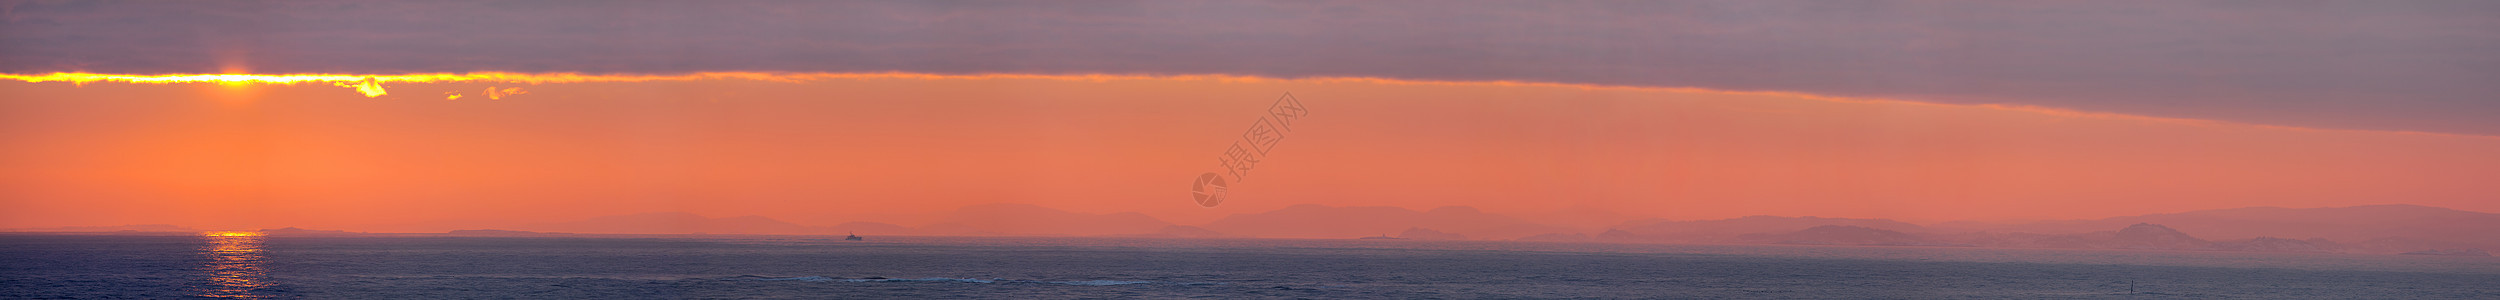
[{"left": 6, "top": 202, "right": 2480, "bottom": 234}]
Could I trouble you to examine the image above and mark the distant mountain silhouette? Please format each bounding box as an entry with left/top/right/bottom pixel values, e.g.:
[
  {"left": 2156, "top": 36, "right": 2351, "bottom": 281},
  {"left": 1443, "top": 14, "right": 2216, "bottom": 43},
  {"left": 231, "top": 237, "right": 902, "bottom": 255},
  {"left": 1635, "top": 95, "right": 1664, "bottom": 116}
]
[
  {"left": 915, "top": 204, "right": 1171, "bottom": 236},
  {"left": 2, "top": 224, "right": 194, "bottom": 232},
  {"left": 1397, "top": 228, "right": 1467, "bottom": 240},
  {"left": 827, "top": 221, "right": 917, "bottom": 236},
  {"left": 1607, "top": 216, "right": 1928, "bottom": 243},
  {"left": 2399, "top": 249, "right": 2492, "bottom": 256},
  {"left": 1516, "top": 232, "right": 1592, "bottom": 242},
  {"left": 261, "top": 227, "right": 363, "bottom": 236},
  {"left": 444, "top": 229, "right": 572, "bottom": 237},
  {"left": 2211, "top": 237, "right": 2339, "bottom": 253},
  {"left": 1935, "top": 204, "right": 2500, "bottom": 251},
  {"left": 1740, "top": 225, "right": 1947, "bottom": 246},
  {"left": 517, "top": 212, "right": 819, "bottom": 235},
  {"left": 494, "top": 205, "right": 1168, "bottom": 237},
  {"left": 1118, "top": 225, "right": 1229, "bottom": 238},
  {"left": 321, "top": 202, "right": 2494, "bottom": 254},
  {"left": 2109, "top": 223, "right": 2210, "bottom": 250},
  {"left": 1949, "top": 223, "right": 2363, "bottom": 253},
  {"left": 1201, "top": 205, "right": 1572, "bottom": 239},
  {"left": 1202, "top": 205, "right": 1426, "bottom": 238},
  {"left": 1517, "top": 206, "right": 1645, "bottom": 232}
]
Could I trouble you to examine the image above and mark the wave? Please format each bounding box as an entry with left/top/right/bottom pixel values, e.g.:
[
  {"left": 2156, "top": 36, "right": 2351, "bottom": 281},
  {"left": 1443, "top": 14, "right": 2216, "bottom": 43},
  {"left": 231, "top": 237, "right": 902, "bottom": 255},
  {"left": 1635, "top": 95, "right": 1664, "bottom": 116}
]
[
  {"left": 1050, "top": 280, "right": 1152, "bottom": 286},
  {"left": 749, "top": 276, "right": 1161, "bottom": 286},
  {"left": 844, "top": 277, "right": 998, "bottom": 284},
  {"left": 756, "top": 276, "right": 834, "bottom": 282}
]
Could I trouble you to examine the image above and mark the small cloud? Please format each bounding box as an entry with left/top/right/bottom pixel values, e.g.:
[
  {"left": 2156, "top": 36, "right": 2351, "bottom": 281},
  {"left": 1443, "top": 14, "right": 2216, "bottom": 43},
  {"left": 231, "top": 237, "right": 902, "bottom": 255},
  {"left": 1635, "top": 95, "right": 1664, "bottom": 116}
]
[
  {"left": 330, "top": 79, "right": 387, "bottom": 97},
  {"left": 444, "top": 92, "right": 462, "bottom": 100},
  {"left": 485, "top": 86, "right": 526, "bottom": 100}
]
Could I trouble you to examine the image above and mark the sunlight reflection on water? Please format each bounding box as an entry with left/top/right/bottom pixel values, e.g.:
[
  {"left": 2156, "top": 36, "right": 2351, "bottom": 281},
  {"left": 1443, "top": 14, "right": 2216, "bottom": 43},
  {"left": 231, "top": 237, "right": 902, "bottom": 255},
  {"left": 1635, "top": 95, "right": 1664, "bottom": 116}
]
[{"left": 199, "top": 231, "right": 273, "bottom": 298}]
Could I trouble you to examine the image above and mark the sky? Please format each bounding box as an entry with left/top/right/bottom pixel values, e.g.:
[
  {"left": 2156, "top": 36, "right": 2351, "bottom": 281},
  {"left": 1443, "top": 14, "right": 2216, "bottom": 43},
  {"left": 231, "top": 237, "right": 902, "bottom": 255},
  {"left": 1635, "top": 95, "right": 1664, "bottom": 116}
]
[
  {"left": 8, "top": 0, "right": 2496, "bottom": 135},
  {"left": 3, "top": 1, "right": 2497, "bottom": 231}
]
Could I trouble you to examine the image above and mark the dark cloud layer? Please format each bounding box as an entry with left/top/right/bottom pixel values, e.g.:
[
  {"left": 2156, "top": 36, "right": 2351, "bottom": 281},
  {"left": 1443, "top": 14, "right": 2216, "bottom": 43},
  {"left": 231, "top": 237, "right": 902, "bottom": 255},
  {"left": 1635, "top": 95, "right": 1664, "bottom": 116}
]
[{"left": 4, "top": 0, "right": 2496, "bottom": 135}]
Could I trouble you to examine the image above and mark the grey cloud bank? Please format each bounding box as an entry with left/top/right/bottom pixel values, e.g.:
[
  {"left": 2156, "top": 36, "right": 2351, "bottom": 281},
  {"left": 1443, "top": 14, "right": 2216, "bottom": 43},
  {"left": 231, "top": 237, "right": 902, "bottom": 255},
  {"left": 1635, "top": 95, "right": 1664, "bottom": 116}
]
[{"left": 4, "top": 0, "right": 2496, "bottom": 135}]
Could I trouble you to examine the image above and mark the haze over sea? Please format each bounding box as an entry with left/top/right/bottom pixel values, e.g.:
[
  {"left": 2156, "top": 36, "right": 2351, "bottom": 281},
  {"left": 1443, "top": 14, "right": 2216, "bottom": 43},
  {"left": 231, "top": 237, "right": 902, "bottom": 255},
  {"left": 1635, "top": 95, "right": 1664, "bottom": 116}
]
[{"left": 4, "top": 234, "right": 2494, "bottom": 299}]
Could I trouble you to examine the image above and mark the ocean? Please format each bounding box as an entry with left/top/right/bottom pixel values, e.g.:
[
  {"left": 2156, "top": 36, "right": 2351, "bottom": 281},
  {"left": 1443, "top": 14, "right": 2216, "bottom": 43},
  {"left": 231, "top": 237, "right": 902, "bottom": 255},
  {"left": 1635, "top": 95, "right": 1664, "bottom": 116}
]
[{"left": 3, "top": 234, "right": 2495, "bottom": 299}]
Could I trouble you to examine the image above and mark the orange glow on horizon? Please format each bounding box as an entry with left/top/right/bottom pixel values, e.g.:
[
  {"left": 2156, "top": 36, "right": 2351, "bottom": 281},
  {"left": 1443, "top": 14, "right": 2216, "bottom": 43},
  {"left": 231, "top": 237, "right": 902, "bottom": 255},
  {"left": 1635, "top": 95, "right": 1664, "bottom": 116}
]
[
  {"left": 6, "top": 71, "right": 2499, "bottom": 232},
  {"left": 202, "top": 231, "right": 265, "bottom": 237}
]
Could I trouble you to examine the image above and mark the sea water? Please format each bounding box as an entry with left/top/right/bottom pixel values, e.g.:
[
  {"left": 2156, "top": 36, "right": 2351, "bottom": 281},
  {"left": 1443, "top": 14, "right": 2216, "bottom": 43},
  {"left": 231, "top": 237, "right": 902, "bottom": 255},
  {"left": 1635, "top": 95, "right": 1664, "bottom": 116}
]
[{"left": 4, "top": 234, "right": 2496, "bottom": 299}]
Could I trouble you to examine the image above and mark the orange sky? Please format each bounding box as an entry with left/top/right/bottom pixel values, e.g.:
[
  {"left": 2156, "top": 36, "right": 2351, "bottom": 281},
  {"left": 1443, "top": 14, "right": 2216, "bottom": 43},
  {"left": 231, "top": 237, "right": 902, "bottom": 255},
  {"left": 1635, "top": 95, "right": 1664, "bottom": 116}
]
[{"left": 3, "top": 74, "right": 2496, "bottom": 231}]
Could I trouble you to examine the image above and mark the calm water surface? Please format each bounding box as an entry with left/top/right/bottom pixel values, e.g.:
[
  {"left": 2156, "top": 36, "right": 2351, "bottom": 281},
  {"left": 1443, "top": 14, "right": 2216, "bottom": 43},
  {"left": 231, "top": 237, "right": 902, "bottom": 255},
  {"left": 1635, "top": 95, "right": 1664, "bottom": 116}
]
[{"left": 3, "top": 234, "right": 2496, "bottom": 299}]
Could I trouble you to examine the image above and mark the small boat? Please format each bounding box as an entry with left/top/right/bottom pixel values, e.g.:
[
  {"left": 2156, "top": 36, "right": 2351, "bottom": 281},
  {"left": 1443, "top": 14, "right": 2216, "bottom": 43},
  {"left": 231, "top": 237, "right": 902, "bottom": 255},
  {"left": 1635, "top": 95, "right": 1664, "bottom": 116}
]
[
  {"left": 844, "top": 233, "right": 864, "bottom": 241},
  {"left": 1357, "top": 234, "right": 1405, "bottom": 240}
]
